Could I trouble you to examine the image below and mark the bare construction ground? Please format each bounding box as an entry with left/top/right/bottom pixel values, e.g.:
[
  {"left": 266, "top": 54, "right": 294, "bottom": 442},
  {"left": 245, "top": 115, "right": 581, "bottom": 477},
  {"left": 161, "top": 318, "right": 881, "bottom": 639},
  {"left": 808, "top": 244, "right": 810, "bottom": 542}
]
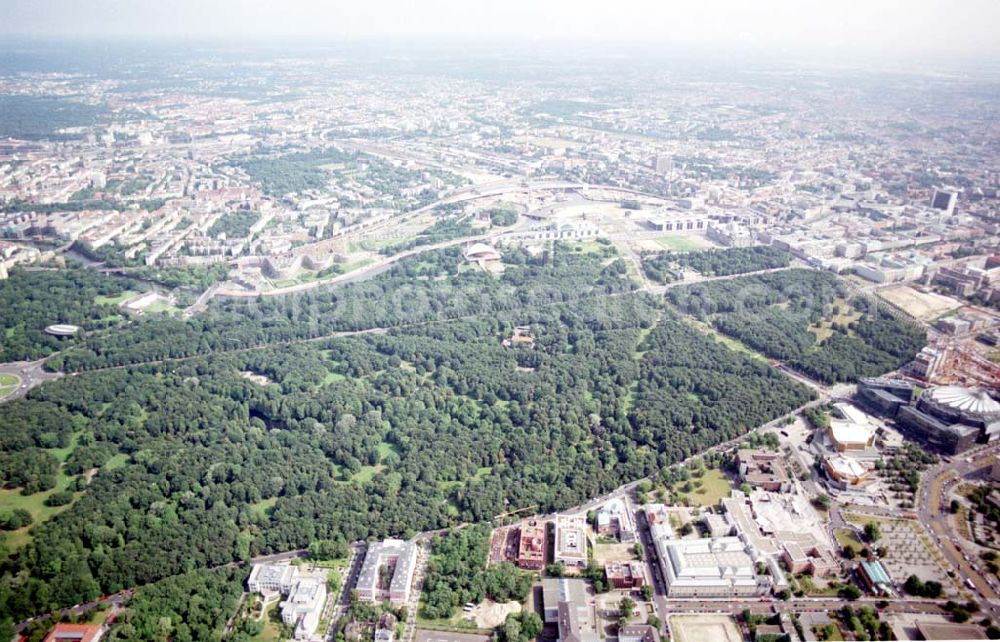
[
  {"left": 877, "top": 285, "right": 963, "bottom": 320},
  {"left": 468, "top": 600, "right": 521, "bottom": 628},
  {"left": 669, "top": 615, "right": 742, "bottom": 642}
]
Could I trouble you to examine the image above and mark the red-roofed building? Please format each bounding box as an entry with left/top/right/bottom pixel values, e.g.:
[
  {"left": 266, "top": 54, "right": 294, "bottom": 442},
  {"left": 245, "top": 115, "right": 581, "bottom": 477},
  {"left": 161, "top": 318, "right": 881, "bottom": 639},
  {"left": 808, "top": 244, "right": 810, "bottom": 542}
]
[{"left": 43, "top": 624, "right": 102, "bottom": 642}]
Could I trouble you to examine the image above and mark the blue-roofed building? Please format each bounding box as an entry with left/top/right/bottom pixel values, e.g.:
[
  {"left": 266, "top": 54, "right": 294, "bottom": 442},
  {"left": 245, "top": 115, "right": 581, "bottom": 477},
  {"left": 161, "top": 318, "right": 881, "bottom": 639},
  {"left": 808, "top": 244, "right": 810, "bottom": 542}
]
[{"left": 857, "top": 559, "right": 894, "bottom": 596}]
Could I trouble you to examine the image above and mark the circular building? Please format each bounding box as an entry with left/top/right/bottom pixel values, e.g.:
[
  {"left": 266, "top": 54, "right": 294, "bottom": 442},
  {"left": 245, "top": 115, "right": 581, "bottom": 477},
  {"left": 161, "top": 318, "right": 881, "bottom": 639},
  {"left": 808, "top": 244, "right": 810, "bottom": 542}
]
[
  {"left": 463, "top": 243, "right": 502, "bottom": 263},
  {"left": 44, "top": 324, "right": 81, "bottom": 337},
  {"left": 917, "top": 386, "right": 1000, "bottom": 439}
]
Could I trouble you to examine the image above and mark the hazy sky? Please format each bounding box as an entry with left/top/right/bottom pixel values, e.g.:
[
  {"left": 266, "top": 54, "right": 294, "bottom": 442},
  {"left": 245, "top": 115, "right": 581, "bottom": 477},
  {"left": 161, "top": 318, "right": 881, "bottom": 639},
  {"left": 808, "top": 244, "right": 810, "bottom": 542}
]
[{"left": 2, "top": 0, "right": 999, "bottom": 61}]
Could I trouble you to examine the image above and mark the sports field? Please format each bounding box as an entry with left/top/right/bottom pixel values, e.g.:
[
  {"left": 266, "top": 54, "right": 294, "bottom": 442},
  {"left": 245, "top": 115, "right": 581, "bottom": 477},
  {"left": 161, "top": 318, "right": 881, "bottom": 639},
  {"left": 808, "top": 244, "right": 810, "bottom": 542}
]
[{"left": 669, "top": 615, "right": 742, "bottom": 642}]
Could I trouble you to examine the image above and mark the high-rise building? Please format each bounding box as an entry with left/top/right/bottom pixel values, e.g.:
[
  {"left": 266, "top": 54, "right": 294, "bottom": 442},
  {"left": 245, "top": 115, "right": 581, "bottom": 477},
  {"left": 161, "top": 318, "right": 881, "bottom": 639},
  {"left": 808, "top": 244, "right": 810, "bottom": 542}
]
[
  {"left": 654, "top": 154, "right": 673, "bottom": 175},
  {"left": 930, "top": 188, "right": 958, "bottom": 216}
]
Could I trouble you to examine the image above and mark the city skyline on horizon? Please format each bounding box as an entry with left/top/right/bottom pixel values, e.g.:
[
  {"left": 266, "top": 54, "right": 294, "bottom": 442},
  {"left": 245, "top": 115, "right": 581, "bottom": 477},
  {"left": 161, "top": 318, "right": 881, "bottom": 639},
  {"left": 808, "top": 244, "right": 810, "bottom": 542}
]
[{"left": 2, "top": 0, "right": 999, "bottom": 64}]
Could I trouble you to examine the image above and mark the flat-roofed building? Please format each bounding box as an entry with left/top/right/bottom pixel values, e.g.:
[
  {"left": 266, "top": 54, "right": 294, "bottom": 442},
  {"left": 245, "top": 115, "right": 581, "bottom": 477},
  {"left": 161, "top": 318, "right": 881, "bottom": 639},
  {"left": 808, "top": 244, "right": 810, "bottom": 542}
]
[
  {"left": 702, "top": 512, "right": 735, "bottom": 539},
  {"left": 248, "top": 563, "right": 300, "bottom": 594},
  {"left": 659, "top": 537, "right": 766, "bottom": 597},
  {"left": 619, "top": 625, "right": 660, "bottom": 642},
  {"left": 916, "top": 621, "right": 986, "bottom": 640},
  {"left": 517, "top": 520, "right": 547, "bottom": 570},
  {"left": 541, "top": 578, "right": 600, "bottom": 642},
  {"left": 781, "top": 542, "right": 839, "bottom": 577},
  {"left": 554, "top": 515, "right": 588, "bottom": 569},
  {"left": 356, "top": 538, "right": 418, "bottom": 605},
  {"left": 897, "top": 405, "right": 978, "bottom": 455},
  {"left": 281, "top": 576, "right": 327, "bottom": 640},
  {"left": 737, "top": 450, "right": 790, "bottom": 492},
  {"left": 644, "top": 503, "right": 674, "bottom": 541},
  {"left": 43, "top": 624, "right": 102, "bottom": 642},
  {"left": 605, "top": 560, "right": 645, "bottom": 589}
]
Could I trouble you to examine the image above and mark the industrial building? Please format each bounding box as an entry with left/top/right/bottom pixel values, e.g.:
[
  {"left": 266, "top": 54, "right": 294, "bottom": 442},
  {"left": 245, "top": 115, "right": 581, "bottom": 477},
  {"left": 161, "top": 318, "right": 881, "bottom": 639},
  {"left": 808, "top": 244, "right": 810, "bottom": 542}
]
[
  {"left": 541, "top": 578, "right": 600, "bottom": 642},
  {"left": 356, "top": 539, "right": 418, "bottom": 605},
  {"left": 554, "top": 515, "right": 589, "bottom": 569}
]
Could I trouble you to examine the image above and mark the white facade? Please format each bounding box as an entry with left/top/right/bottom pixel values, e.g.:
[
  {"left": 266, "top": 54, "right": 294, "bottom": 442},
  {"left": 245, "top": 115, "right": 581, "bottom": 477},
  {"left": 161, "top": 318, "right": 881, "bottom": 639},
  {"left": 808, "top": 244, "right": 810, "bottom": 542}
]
[
  {"left": 281, "top": 577, "right": 327, "bottom": 640},
  {"left": 554, "top": 515, "right": 588, "bottom": 568},
  {"left": 248, "top": 563, "right": 300, "bottom": 595},
  {"left": 658, "top": 537, "right": 767, "bottom": 597},
  {"left": 356, "top": 539, "right": 418, "bottom": 605}
]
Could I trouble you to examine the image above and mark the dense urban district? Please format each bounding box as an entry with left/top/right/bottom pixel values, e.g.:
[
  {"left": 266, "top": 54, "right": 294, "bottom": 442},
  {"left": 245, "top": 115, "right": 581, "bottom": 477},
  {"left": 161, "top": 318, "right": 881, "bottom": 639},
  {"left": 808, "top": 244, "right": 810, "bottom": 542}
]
[{"left": 0, "top": 44, "right": 999, "bottom": 642}]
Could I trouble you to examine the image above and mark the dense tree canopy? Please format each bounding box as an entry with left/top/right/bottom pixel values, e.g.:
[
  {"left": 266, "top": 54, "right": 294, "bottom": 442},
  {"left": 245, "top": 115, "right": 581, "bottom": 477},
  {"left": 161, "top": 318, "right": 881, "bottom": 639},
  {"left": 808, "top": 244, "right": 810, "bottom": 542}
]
[
  {"left": 668, "top": 269, "right": 926, "bottom": 383},
  {"left": 1, "top": 248, "right": 816, "bottom": 625}
]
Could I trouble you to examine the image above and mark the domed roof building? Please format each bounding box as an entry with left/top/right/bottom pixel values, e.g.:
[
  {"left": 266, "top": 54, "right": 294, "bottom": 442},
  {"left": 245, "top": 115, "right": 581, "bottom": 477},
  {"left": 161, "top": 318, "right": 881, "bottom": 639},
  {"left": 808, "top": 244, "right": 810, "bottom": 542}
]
[{"left": 917, "top": 385, "right": 1000, "bottom": 441}]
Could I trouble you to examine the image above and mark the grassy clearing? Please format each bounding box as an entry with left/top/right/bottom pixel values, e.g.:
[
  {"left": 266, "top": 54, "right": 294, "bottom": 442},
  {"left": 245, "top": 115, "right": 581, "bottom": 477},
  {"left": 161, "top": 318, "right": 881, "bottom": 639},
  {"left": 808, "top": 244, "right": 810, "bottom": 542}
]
[
  {"left": 377, "top": 442, "right": 399, "bottom": 459},
  {"left": 143, "top": 300, "right": 181, "bottom": 314},
  {"left": 250, "top": 497, "right": 279, "bottom": 518},
  {"left": 655, "top": 235, "right": 708, "bottom": 252},
  {"left": 415, "top": 612, "right": 488, "bottom": 634},
  {"left": 0, "top": 468, "right": 80, "bottom": 551},
  {"left": 812, "top": 625, "right": 844, "bottom": 641},
  {"left": 677, "top": 469, "right": 732, "bottom": 508},
  {"left": 322, "top": 371, "right": 347, "bottom": 384},
  {"left": 252, "top": 602, "right": 285, "bottom": 642},
  {"left": 102, "top": 452, "right": 129, "bottom": 471},
  {"left": 834, "top": 528, "right": 863, "bottom": 551},
  {"left": 351, "top": 465, "right": 385, "bottom": 484},
  {"left": 94, "top": 290, "right": 140, "bottom": 306},
  {"left": 674, "top": 314, "right": 767, "bottom": 362},
  {"left": 0, "top": 373, "right": 20, "bottom": 397}
]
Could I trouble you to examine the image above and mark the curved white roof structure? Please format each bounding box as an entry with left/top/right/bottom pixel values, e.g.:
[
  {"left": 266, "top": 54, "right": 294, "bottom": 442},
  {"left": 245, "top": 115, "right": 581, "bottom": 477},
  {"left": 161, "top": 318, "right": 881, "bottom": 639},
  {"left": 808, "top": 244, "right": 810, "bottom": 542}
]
[
  {"left": 463, "top": 242, "right": 501, "bottom": 261},
  {"left": 828, "top": 420, "right": 875, "bottom": 448},
  {"left": 925, "top": 386, "right": 1000, "bottom": 418},
  {"left": 44, "top": 324, "right": 81, "bottom": 336}
]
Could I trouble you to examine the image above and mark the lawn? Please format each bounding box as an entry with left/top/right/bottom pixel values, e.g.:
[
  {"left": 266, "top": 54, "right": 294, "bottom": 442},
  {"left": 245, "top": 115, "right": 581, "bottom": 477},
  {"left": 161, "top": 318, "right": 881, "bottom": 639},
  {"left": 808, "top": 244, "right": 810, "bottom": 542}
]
[
  {"left": 351, "top": 464, "right": 385, "bottom": 483},
  {"left": 678, "top": 468, "right": 732, "bottom": 508},
  {"left": 0, "top": 373, "right": 19, "bottom": 397},
  {"left": 252, "top": 602, "right": 285, "bottom": 642},
  {"left": 834, "top": 528, "right": 863, "bottom": 552},
  {"left": 102, "top": 452, "right": 129, "bottom": 471},
  {"left": 655, "top": 235, "right": 709, "bottom": 252},
  {"left": 322, "top": 371, "right": 347, "bottom": 384},
  {"left": 377, "top": 442, "right": 400, "bottom": 459},
  {"left": 94, "top": 290, "right": 140, "bottom": 306},
  {"left": 143, "top": 300, "right": 181, "bottom": 314},
  {"left": 0, "top": 467, "right": 81, "bottom": 551},
  {"left": 812, "top": 624, "right": 844, "bottom": 641},
  {"left": 250, "top": 497, "right": 279, "bottom": 518},
  {"left": 415, "top": 611, "right": 488, "bottom": 634}
]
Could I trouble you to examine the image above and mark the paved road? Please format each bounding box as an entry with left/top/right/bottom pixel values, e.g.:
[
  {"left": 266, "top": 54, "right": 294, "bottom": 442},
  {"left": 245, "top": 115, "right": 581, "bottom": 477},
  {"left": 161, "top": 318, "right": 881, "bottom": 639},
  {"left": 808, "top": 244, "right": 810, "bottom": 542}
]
[
  {"left": 414, "top": 631, "right": 490, "bottom": 642},
  {"left": 0, "top": 358, "right": 62, "bottom": 402},
  {"left": 916, "top": 444, "right": 1000, "bottom": 618}
]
